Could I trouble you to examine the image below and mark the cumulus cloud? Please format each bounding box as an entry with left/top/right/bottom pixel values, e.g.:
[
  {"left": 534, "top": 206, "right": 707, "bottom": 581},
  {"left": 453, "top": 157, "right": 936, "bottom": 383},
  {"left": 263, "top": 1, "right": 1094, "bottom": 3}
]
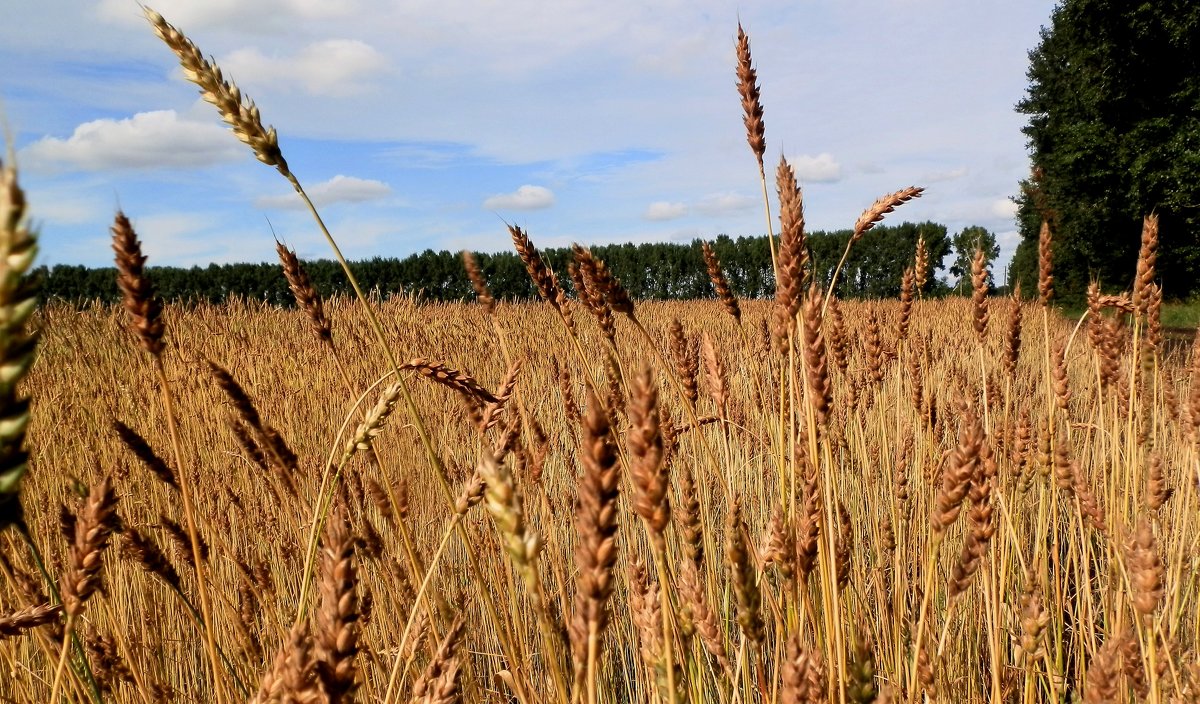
[
  {"left": 483, "top": 185, "right": 555, "bottom": 211},
  {"left": 221, "top": 40, "right": 389, "bottom": 96},
  {"left": 22, "top": 110, "right": 243, "bottom": 171},
  {"left": 990, "top": 198, "right": 1019, "bottom": 218},
  {"left": 693, "top": 192, "right": 757, "bottom": 217},
  {"left": 644, "top": 201, "right": 687, "bottom": 221},
  {"left": 790, "top": 153, "right": 842, "bottom": 183},
  {"left": 256, "top": 175, "right": 392, "bottom": 209}
]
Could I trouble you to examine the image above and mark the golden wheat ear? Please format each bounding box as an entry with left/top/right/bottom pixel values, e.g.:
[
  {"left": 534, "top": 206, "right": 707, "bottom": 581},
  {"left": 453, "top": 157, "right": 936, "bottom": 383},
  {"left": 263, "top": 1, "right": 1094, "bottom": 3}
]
[
  {"left": 0, "top": 159, "right": 38, "bottom": 534},
  {"left": 145, "top": 7, "right": 288, "bottom": 175},
  {"left": 0, "top": 603, "right": 61, "bottom": 641},
  {"left": 702, "top": 242, "right": 741, "bottom": 323},
  {"left": 735, "top": 23, "right": 766, "bottom": 169},
  {"left": 277, "top": 241, "right": 332, "bottom": 343}
]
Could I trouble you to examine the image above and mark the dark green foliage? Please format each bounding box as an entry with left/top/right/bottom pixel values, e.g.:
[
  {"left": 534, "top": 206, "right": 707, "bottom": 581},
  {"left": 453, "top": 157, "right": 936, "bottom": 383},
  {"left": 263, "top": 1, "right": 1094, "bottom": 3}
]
[
  {"left": 810, "top": 222, "right": 953, "bottom": 299},
  {"left": 1013, "top": 0, "right": 1200, "bottom": 302},
  {"left": 35, "top": 221, "right": 962, "bottom": 305},
  {"left": 949, "top": 226, "right": 1000, "bottom": 294}
]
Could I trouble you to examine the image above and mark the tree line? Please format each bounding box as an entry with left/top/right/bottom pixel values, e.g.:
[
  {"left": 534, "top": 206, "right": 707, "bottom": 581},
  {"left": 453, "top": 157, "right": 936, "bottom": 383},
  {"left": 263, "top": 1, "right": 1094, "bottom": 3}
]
[
  {"left": 36, "top": 221, "right": 996, "bottom": 306},
  {"left": 1010, "top": 0, "right": 1200, "bottom": 303}
]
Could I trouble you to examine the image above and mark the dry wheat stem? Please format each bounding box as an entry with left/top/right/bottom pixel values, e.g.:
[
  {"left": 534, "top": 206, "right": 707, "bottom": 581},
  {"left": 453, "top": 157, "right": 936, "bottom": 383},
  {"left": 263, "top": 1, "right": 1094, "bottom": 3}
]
[{"left": 382, "top": 513, "right": 463, "bottom": 704}]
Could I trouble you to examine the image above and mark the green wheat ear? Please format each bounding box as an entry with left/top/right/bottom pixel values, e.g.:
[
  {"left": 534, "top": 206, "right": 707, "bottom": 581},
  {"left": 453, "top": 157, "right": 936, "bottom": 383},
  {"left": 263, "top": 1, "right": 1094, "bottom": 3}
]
[{"left": 0, "top": 157, "right": 39, "bottom": 530}]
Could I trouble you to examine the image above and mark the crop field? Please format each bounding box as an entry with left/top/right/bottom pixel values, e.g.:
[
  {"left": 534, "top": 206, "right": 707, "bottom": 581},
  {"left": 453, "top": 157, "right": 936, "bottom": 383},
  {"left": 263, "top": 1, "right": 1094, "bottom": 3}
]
[
  {"left": 3, "top": 242, "right": 1199, "bottom": 703},
  {"left": 1, "top": 7, "right": 1199, "bottom": 704}
]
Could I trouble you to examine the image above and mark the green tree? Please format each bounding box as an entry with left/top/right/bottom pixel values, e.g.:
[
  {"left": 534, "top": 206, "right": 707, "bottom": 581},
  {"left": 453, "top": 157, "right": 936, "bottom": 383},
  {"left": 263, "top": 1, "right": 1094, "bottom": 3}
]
[
  {"left": 35, "top": 222, "right": 968, "bottom": 304},
  {"left": 1013, "top": 0, "right": 1200, "bottom": 301},
  {"left": 809, "top": 222, "right": 952, "bottom": 299},
  {"left": 950, "top": 226, "right": 1000, "bottom": 293}
]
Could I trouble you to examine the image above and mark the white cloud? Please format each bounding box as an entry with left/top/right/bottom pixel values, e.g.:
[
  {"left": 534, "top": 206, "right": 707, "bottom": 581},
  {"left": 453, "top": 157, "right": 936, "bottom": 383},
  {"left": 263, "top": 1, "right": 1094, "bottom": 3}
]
[
  {"left": 221, "top": 40, "right": 389, "bottom": 96},
  {"left": 990, "top": 198, "right": 1019, "bottom": 218},
  {"left": 644, "top": 201, "right": 687, "bottom": 221},
  {"left": 693, "top": 192, "right": 757, "bottom": 217},
  {"left": 22, "top": 110, "right": 244, "bottom": 171},
  {"left": 114, "top": 211, "right": 240, "bottom": 265},
  {"left": 256, "top": 175, "right": 392, "bottom": 209},
  {"left": 99, "top": 0, "right": 356, "bottom": 30},
  {"left": 483, "top": 185, "right": 555, "bottom": 211},
  {"left": 790, "top": 153, "right": 842, "bottom": 183}
]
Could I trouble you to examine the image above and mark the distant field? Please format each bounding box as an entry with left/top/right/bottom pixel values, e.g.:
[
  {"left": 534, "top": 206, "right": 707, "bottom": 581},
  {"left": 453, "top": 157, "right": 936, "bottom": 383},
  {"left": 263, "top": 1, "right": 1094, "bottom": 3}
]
[
  {"left": 1158, "top": 301, "right": 1200, "bottom": 332},
  {"left": 1063, "top": 299, "right": 1200, "bottom": 335}
]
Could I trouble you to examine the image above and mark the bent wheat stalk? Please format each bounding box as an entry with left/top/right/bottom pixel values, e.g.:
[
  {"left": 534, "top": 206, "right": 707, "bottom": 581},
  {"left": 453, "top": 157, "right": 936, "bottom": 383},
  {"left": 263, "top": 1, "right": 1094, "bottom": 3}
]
[{"left": 144, "top": 12, "right": 528, "bottom": 698}]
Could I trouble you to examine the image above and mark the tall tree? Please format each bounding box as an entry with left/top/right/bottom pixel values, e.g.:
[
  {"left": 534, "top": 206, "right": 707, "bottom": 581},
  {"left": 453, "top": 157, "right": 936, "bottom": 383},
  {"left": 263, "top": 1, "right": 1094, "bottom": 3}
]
[
  {"left": 950, "top": 226, "right": 1000, "bottom": 293},
  {"left": 1012, "top": 0, "right": 1200, "bottom": 301},
  {"left": 810, "top": 222, "right": 952, "bottom": 299}
]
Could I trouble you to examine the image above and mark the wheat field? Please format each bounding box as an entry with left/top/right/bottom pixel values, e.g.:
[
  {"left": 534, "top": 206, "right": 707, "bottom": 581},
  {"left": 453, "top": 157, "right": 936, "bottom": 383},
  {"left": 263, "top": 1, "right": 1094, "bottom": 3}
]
[{"left": 0, "top": 7, "right": 1198, "bottom": 704}]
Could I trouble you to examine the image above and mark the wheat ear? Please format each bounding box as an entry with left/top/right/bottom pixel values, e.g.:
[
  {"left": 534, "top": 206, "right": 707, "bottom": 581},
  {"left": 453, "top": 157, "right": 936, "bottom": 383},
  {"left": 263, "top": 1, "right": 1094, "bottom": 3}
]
[
  {"left": 0, "top": 158, "right": 39, "bottom": 534},
  {"left": 570, "top": 391, "right": 620, "bottom": 704},
  {"left": 145, "top": 8, "right": 288, "bottom": 174},
  {"left": 112, "top": 211, "right": 227, "bottom": 703}
]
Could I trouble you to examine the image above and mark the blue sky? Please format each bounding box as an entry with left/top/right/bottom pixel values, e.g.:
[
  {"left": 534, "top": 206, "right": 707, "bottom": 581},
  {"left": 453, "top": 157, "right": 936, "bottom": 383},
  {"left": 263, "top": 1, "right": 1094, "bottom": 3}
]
[{"left": 2, "top": 0, "right": 1054, "bottom": 281}]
